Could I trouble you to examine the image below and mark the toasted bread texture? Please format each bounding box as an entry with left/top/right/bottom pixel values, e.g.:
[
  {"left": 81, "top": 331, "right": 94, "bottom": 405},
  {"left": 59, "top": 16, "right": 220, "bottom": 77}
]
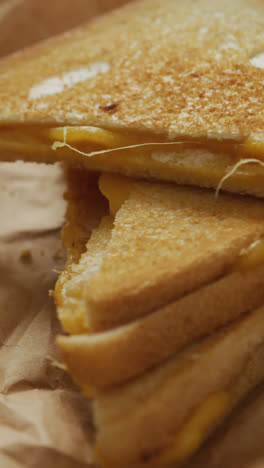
[
  {"left": 93, "top": 305, "right": 264, "bottom": 467},
  {"left": 54, "top": 168, "right": 108, "bottom": 333},
  {"left": 58, "top": 262, "right": 264, "bottom": 388},
  {"left": 1, "top": 0, "right": 264, "bottom": 140},
  {"left": 85, "top": 179, "right": 264, "bottom": 330}
]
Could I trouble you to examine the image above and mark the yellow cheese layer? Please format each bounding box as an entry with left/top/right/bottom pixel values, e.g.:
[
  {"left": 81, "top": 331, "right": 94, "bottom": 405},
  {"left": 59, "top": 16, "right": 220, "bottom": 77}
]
[
  {"left": 0, "top": 124, "right": 263, "bottom": 158},
  {"left": 99, "top": 173, "right": 134, "bottom": 215},
  {"left": 242, "top": 134, "right": 264, "bottom": 159},
  {"left": 46, "top": 126, "right": 139, "bottom": 148},
  {"left": 234, "top": 238, "right": 264, "bottom": 271},
  {"left": 1, "top": 125, "right": 264, "bottom": 196},
  {"left": 43, "top": 126, "right": 264, "bottom": 159}
]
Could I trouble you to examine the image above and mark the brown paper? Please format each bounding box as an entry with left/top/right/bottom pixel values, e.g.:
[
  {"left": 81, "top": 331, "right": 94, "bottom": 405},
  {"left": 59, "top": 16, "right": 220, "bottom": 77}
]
[
  {"left": 0, "top": 0, "right": 132, "bottom": 58},
  {"left": 0, "top": 162, "right": 96, "bottom": 467},
  {"left": 0, "top": 1, "right": 264, "bottom": 467}
]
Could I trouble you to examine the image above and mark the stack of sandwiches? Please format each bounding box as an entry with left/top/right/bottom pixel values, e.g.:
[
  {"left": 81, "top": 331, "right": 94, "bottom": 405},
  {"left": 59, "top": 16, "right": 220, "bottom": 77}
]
[{"left": 1, "top": 0, "right": 264, "bottom": 465}]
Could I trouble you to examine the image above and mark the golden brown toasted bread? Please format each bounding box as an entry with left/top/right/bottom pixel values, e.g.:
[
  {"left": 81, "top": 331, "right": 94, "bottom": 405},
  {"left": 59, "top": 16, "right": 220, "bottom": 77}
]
[
  {"left": 85, "top": 177, "right": 264, "bottom": 331},
  {"left": 0, "top": 0, "right": 264, "bottom": 137},
  {"left": 58, "top": 263, "right": 264, "bottom": 388}
]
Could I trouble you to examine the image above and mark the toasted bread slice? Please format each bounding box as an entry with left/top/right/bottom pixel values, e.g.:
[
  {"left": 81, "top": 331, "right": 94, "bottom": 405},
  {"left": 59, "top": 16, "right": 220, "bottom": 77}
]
[
  {"left": 1, "top": 0, "right": 264, "bottom": 138},
  {"left": 93, "top": 304, "right": 264, "bottom": 467},
  {"left": 1, "top": 0, "right": 264, "bottom": 195},
  {"left": 58, "top": 262, "right": 264, "bottom": 388},
  {"left": 57, "top": 172, "right": 264, "bottom": 332}
]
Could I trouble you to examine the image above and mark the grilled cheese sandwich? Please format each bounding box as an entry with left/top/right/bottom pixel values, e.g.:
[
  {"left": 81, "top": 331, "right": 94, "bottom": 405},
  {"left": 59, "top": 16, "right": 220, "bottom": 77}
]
[{"left": 1, "top": 0, "right": 264, "bottom": 466}]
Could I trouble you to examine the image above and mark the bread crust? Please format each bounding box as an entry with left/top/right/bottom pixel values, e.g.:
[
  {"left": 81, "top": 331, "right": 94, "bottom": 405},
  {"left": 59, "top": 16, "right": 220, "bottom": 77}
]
[
  {"left": 85, "top": 181, "right": 264, "bottom": 330},
  {"left": 58, "top": 263, "right": 264, "bottom": 388}
]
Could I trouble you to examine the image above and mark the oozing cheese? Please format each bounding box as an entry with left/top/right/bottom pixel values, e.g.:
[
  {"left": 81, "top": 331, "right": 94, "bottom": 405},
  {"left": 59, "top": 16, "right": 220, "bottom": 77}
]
[
  {"left": 242, "top": 134, "right": 264, "bottom": 159},
  {"left": 99, "top": 173, "right": 134, "bottom": 215},
  {"left": 234, "top": 238, "right": 264, "bottom": 271},
  {"left": 46, "top": 126, "right": 136, "bottom": 148}
]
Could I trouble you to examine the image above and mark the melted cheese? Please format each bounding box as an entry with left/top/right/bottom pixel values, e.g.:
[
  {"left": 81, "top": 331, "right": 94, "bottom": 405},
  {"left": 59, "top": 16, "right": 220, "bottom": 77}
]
[
  {"left": 1, "top": 126, "right": 264, "bottom": 196},
  {"left": 99, "top": 173, "right": 134, "bottom": 215},
  {"left": 242, "top": 134, "right": 264, "bottom": 159},
  {"left": 45, "top": 126, "right": 136, "bottom": 148},
  {"left": 0, "top": 124, "right": 263, "bottom": 157},
  {"left": 234, "top": 238, "right": 264, "bottom": 271},
  {"left": 45, "top": 126, "right": 264, "bottom": 159},
  {"left": 82, "top": 385, "right": 94, "bottom": 399}
]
